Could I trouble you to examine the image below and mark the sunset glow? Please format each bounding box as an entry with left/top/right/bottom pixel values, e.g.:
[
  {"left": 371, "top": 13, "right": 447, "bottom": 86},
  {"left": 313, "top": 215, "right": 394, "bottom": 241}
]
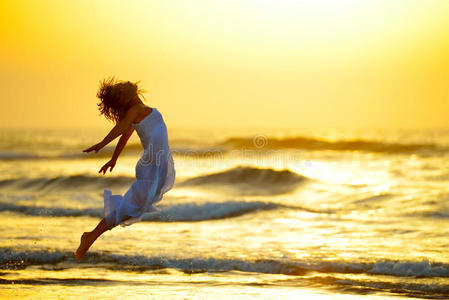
[{"left": 1, "top": 0, "right": 448, "bottom": 130}]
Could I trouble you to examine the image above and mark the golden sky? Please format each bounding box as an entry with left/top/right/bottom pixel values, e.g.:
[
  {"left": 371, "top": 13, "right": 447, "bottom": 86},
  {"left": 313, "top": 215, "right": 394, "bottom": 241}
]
[{"left": 1, "top": 0, "right": 448, "bottom": 130}]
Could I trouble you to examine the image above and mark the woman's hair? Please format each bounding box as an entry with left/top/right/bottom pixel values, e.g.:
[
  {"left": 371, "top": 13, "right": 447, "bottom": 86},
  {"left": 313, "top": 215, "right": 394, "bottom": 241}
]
[{"left": 96, "top": 77, "right": 146, "bottom": 123}]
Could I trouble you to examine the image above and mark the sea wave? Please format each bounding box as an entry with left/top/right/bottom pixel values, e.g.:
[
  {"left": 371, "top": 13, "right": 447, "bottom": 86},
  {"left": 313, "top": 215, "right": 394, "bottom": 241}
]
[
  {"left": 0, "top": 146, "right": 225, "bottom": 161},
  {"left": 220, "top": 136, "right": 446, "bottom": 154},
  {"left": 2, "top": 248, "right": 449, "bottom": 279},
  {"left": 410, "top": 210, "right": 449, "bottom": 220},
  {"left": 0, "top": 166, "right": 307, "bottom": 195},
  {"left": 0, "top": 174, "right": 133, "bottom": 191},
  {"left": 0, "top": 150, "right": 115, "bottom": 161},
  {"left": 179, "top": 166, "right": 307, "bottom": 195},
  {"left": 0, "top": 151, "right": 41, "bottom": 160},
  {"left": 1, "top": 134, "right": 445, "bottom": 162},
  {"left": 0, "top": 200, "right": 318, "bottom": 221}
]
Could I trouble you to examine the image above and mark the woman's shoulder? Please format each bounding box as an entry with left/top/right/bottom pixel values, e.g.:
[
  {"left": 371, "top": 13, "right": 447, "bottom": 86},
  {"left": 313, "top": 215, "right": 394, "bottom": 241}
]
[
  {"left": 127, "top": 103, "right": 154, "bottom": 124},
  {"left": 128, "top": 103, "right": 152, "bottom": 114}
]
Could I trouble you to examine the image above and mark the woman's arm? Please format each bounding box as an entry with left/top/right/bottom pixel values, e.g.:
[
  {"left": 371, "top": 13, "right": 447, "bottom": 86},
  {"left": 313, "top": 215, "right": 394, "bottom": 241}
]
[
  {"left": 99, "top": 126, "right": 134, "bottom": 174},
  {"left": 111, "top": 126, "right": 134, "bottom": 162},
  {"left": 83, "top": 105, "right": 139, "bottom": 153},
  {"left": 100, "top": 106, "right": 138, "bottom": 147}
]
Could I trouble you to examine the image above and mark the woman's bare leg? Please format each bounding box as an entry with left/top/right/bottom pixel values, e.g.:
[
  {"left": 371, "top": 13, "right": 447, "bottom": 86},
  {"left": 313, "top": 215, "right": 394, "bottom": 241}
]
[{"left": 75, "top": 218, "right": 109, "bottom": 262}]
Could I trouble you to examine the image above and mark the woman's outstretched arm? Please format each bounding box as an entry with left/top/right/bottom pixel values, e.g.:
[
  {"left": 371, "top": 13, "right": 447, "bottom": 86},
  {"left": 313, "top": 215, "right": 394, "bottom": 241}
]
[
  {"left": 83, "top": 105, "right": 139, "bottom": 153},
  {"left": 99, "top": 126, "right": 134, "bottom": 174},
  {"left": 111, "top": 126, "right": 134, "bottom": 162}
]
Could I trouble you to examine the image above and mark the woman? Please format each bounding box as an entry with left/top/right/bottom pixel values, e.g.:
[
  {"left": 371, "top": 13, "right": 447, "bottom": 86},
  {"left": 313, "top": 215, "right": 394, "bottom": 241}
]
[{"left": 75, "top": 77, "right": 175, "bottom": 261}]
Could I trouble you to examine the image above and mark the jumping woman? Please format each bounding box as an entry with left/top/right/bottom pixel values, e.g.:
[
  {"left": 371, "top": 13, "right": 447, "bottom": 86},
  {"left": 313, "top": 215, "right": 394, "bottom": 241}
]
[{"left": 75, "top": 77, "right": 175, "bottom": 261}]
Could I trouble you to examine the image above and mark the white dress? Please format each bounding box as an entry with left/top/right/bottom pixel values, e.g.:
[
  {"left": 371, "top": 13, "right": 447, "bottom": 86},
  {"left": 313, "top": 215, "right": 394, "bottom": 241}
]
[{"left": 103, "top": 107, "right": 175, "bottom": 229}]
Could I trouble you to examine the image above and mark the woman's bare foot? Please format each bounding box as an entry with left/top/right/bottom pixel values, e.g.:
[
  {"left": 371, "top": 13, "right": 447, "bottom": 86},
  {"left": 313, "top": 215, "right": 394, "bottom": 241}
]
[{"left": 75, "top": 232, "right": 96, "bottom": 262}]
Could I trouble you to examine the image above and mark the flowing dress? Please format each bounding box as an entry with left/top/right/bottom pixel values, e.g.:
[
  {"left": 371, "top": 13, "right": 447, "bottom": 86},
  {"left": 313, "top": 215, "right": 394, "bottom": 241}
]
[{"left": 104, "top": 107, "right": 175, "bottom": 229}]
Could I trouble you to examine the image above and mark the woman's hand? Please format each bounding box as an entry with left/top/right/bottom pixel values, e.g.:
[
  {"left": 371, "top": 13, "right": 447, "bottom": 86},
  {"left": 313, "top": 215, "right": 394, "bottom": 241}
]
[
  {"left": 99, "top": 159, "right": 116, "bottom": 174},
  {"left": 83, "top": 142, "right": 105, "bottom": 153}
]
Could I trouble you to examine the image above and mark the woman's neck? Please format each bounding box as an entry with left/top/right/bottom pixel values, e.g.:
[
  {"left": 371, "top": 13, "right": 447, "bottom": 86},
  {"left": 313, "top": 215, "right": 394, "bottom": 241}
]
[{"left": 130, "top": 95, "right": 142, "bottom": 106}]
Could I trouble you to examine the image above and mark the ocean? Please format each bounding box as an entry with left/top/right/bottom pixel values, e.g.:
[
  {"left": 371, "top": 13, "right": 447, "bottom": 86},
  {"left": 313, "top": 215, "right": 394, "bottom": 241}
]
[{"left": 1, "top": 127, "right": 449, "bottom": 299}]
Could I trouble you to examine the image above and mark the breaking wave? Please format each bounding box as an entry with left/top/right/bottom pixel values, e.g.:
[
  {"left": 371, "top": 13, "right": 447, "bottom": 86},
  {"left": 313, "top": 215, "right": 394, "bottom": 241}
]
[
  {"left": 0, "top": 166, "right": 307, "bottom": 196},
  {"left": 179, "top": 166, "right": 308, "bottom": 195},
  {"left": 0, "top": 200, "right": 319, "bottom": 222},
  {"left": 2, "top": 248, "right": 449, "bottom": 278}
]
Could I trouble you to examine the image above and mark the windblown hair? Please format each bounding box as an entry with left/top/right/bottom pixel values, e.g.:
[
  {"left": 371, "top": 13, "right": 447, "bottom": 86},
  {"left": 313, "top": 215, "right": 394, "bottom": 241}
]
[{"left": 96, "top": 77, "right": 146, "bottom": 123}]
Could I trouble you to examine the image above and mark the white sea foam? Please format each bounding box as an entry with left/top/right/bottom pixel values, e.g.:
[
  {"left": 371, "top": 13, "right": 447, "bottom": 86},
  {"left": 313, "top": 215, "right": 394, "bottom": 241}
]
[
  {"left": 2, "top": 248, "right": 449, "bottom": 278},
  {"left": 0, "top": 200, "right": 310, "bottom": 221}
]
